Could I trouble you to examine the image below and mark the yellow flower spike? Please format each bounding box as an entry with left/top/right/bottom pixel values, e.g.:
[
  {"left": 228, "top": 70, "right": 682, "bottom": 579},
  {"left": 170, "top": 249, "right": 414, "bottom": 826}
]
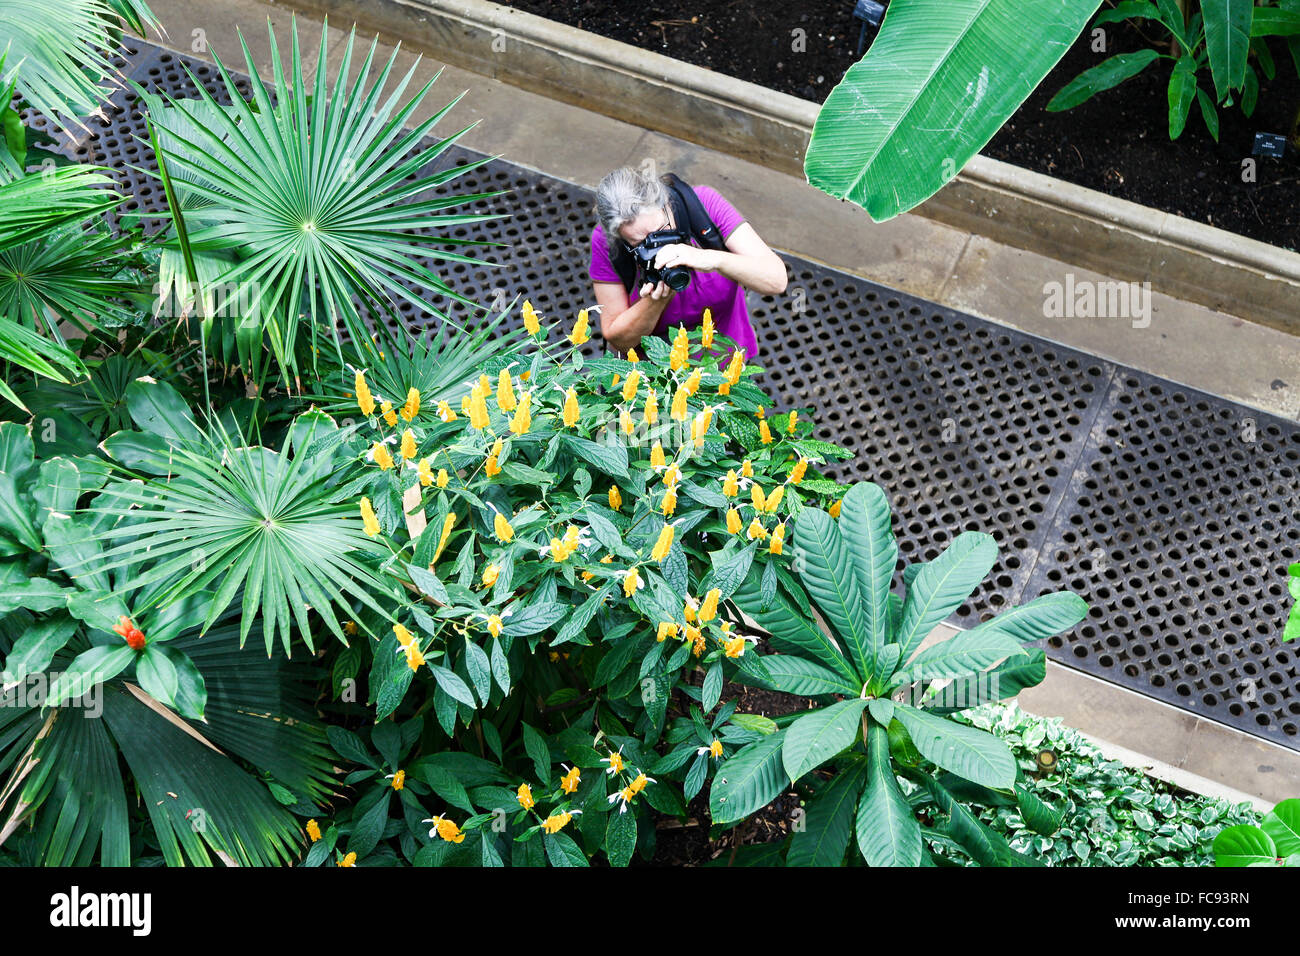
[
  {"left": 517, "top": 783, "right": 535, "bottom": 810},
  {"left": 746, "top": 517, "right": 768, "bottom": 541},
  {"left": 373, "top": 442, "right": 395, "bottom": 471},
  {"left": 770, "top": 522, "right": 786, "bottom": 555},
  {"left": 489, "top": 437, "right": 504, "bottom": 458},
  {"left": 482, "top": 564, "right": 500, "bottom": 588},
  {"left": 723, "top": 470, "right": 739, "bottom": 497},
  {"left": 485, "top": 455, "right": 502, "bottom": 477},
  {"left": 724, "top": 349, "right": 745, "bottom": 385},
  {"left": 724, "top": 635, "right": 747, "bottom": 658},
  {"left": 461, "top": 394, "right": 472, "bottom": 415},
  {"left": 627, "top": 347, "right": 639, "bottom": 363},
  {"left": 355, "top": 371, "right": 375, "bottom": 416},
  {"left": 621, "top": 369, "right": 641, "bottom": 403},
  {"left": 523, "top": 299, "right": 541, "bottom": 335},
  {"left": 657, "top": 621, "right": 678, "bottom": 642},
  {"left": 709, "top": 739, "right": 723, "bottom": 758},
  {"left": 343, "top": 620, "right": 358, "bottom": 637},
  {"left": 487, "top": 614, "right": 503, "bottom": 638},
  {"left": 650, "top": 442, "right": 666, "bottom": 468},
  {"left": 726, "top": 508, "right": 743, "bottom": 534},
  {"left": 670, "top": 385, "right": 689, "bottom": 422},
  {"left": 360, "top": 497, "right": 381, "bottom": 537},
  {"left": 766, "top": 485, "right": 785, "bottom": 513},
  {"left": 684, "top": 600, "right": 696, "bottom": 623},
  {"left": 417, "top": 457, "right": 434, "bottom": 486},
  {"left": 751, "top": 484, "right": 766, "bottom": 512},
  {"left": 543, "top": 812, "right": 574, "bottom": 834},
  {"left": 509, "top": 392, "right": 533, "bottom": 436},
  {"left": 403, "top": 642, "right": 426, "bottom": 671},
  {"left": 741, "top": 459, "right": 754, "bottom": 478},
  {"left": 644, "top": 387, "right": 658, "bottom": 425},
  {"left": 600, "top": 554, "right": 614, "bottom": 564},
  {"left": 718, "top": 380, "right": 731, "bottom": 397},
  {"left": 790, "top": 457, "right": 808, "bottom": 484},
  {"left": 437, "top": 468, "right": 450, "bottom": 489},
  {"left": 683, "top": 367, "right": 702, "bottom": 397},
  {"left": 702, "top": 309, "right": 714, "bottom": 349},
  {"left": 669, "top": 326, "right": 690, "bottom": 371},
  {"left": 562, "top": 387, "right": 580, "bottom": 428},
  {"left": 307, "top": 819, "right": 322, "bottom": 842},
  {"left": 400, "top": 429, "right": 417, "bottom": 460},
  {"left": 692, "top": 629, "right": 707, "bottom": 657},
  {"left": 381, "top": 402, "right": 398, "bottom": 427},
  {"left": 563, "top": 525, "right": 581, "bottom": 547},
  {"left": 609, "top": 485, "right": 622, "bottom": 511},
  {"left": 401, "top": 387, "right": 420, "bottom": 422},
  {"left": 760, "top": 420, "right": 774, "bottom": 445},
  {"left": 433, "top": 511, "right": 457, "bottom": 562},
  {"left": 628, "top": 772, "right": 649, "bottom": 795},
  {"left": 390, "top": 769, "right": 406, "bottom": 791},
  {"left": 699, "top": 588, "right": 720, "bottom": 624},
  {"left": 663, "top": 463, "right": 680, "bottom": 488},
  {"left": 661, "top": 486, "right": 677, "bottom": 516},
  {"left": 469, "top": 388, "right": 490, "bottom": 430},
  {"left": 651, "top": 524, "right": 674, "bottom": 562},
  {"left": 611, "top": 374, "right": 621, "bottom": 388},
  {"left": 755, "top": 406, "right": 766, "bottom": 419},
  {"left": 394, "top": 623, "right": 415, "bottom": 647},
  {"left": 497, "top": 370, "right": 516, "bottom": 411},
  {"left": 829, "top": 499, "right": 843, "bottom": 519},
  {"left": 560, "top": 766, "right": 581, "bottom": 794},
  {"left": 623, "top": 567, "right": 640, "bottom": 598},
  {"left": 620, "top": 408, "right": 635, "bottom": 435},
  {"left": 431, "top": 816, "right": 465, "bottom": 844},
  {"left": 570, "top": 308, "right": 591, "bottom": 346},
  {"left": 479, "top": 373, "right": 492, "bottom": 396},
  {"left": 337, "top": 852, "right": 357, "bottom": 867},
  {"left": 788, "top": 410, "right": 799, "bottom": 433}
]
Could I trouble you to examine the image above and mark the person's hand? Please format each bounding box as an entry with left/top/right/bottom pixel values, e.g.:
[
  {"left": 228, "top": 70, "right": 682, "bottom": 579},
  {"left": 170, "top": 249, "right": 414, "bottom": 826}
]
[
  {"left": 652, "top": 242, "right": 717, "bottom": 273},
  {"left": 638, "top": 280, "right": 676, "bottom": 301}
]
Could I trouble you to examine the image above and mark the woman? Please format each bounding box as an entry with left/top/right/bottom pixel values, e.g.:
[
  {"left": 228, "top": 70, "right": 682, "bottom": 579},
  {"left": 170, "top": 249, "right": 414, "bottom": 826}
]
[{"left": 588, "top": 166, "right": 787, "bottom": 359}]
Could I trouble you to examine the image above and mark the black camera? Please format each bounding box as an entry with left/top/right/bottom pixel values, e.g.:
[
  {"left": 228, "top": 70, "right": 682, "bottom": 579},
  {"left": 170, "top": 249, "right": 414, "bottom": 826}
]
[{"left": 629, "top": 228, "right": 692, "bottom": 292}]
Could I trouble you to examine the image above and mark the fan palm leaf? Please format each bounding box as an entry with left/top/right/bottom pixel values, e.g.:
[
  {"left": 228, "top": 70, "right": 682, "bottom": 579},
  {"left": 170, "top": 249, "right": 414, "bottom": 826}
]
[{"left": 142, "top": 16, "right": 511, "bottom": 389}]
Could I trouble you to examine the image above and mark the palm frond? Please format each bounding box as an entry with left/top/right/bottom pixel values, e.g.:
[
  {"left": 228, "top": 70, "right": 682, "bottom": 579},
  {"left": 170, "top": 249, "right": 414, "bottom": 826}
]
[{"left": 141, "top": 16, "right": 511, "bottom": 387}]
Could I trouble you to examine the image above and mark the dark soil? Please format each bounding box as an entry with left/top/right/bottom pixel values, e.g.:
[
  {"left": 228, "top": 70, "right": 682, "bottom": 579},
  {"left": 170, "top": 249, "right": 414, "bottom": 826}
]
[{"left": 505, "top": 0, "right": 1300, "bottom": 251}]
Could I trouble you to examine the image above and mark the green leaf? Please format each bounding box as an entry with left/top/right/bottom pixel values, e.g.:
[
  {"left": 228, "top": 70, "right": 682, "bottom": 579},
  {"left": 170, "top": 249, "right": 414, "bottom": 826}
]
[
  {"left": 1168, "top": 55, "right": 1198, "bottom": 139},
  {"left": 463, "top": 639, "right": 492, "bottom": 705},
  {"left": 857, "top": 721, "right": 922, "bottom": 866},
  {"left": 501, "top": 601, "right": 568, "bottom": 637},
  {"left": 563, "top": 436, "right": 629, "bottom": 480},
  {"left": 896, "top": 531, "right": 997, "bottom": 662},
  {"left": 46, "top": 644, "right": 135, "bottom": 708},
  {"left": 1, "top": 613, "right": 77, "bottom": 686},
  {"left": 710, "top": 728, "right": 788, "bottom": 824},
  {"left": 1262, "top": 799, "right": 1300, "bottom": 856},
  {"left": 836, "top": 482, "right": 897, "bottom": 678},
  {"left": 702, "top": 661, "right": 724, "bottom": 713},
  {"left": 893, "top": 704, "right": 1016, "bottom": 789},
  {"left": 893, "top": 628, "right": 1025, "bottom": 685},
  {"left": 791, "top": 506, "right": 869, "bottom": 679},
  {"left": 543, "top": 830, "right": 589, "bottom": 866},
  {"left": 1046, "top": 50, "right": 1162, "bottom": 111},
  {"left": 758, "top": 654, "right": 861, "bottom": 696},
  {"left": 124, "top": 377, "right": 201, "bottom": 443},
  {"left": 136, "top": 644, "right": 180, "bottom": 711},
  {"left": 804, "top": 0, "right": 1102, "bottom": 220},
  {"left": 429, "top": 662, "right": 476, "bottom": 708},
  {"left": 604, "top": 809, "right": 637, "bottom": 867},
  {"left": 787, "top": 759, "right": 868, "bottom": 867},
  {"left": 1202, "top": 0, "right": 1253, "bottom": 100},
  {"left": 521, "top": 722, "right": 550, "bottom": 786},
  {"left": 1015, "top": 782, "right": 1063, "bottom": 837},
  {"left": 1213, "top": 825, "right": 1278, "bottom": 866},
  {"left": 783, "top": 698, "right": 869, "bottom": 782}
]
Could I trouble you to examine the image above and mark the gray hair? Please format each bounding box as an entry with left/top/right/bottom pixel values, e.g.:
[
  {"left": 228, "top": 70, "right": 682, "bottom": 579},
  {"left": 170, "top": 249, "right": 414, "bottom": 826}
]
[{"left": 594, "top": 166, "right": 669, "bottom": 254}]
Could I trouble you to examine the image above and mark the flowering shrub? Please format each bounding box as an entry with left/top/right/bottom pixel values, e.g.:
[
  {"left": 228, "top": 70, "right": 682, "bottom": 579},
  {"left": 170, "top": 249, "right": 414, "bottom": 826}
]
[{"left": 311, "top": 304, "right": 856, "bottom": 864}]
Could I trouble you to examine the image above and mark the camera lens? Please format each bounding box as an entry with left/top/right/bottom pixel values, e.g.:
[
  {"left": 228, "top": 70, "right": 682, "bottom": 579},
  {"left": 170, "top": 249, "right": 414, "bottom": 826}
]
[{"left": 663, "top": 266, "right": 690, "bottom": 291}]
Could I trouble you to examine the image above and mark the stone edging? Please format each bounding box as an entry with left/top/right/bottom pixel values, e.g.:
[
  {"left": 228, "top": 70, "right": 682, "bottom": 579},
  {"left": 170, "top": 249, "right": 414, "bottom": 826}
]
[{"left": 285, "top": 0, "right": 1300, "bottom": 336}]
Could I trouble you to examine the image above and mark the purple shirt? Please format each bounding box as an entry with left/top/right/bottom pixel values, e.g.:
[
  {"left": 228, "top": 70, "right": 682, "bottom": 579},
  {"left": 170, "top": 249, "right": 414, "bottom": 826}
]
[{"left": 589, "top": 185, "right": 758, "bottom": 362}]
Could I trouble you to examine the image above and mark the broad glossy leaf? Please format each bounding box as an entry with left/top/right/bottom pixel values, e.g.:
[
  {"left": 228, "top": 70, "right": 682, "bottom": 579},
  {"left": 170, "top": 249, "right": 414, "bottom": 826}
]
[
  {"left": 783, "top": 698, "right": 869, "bottom": 782},
  {"left": 710, "top": 729, "right": 788, "bottom": 824},
  {"left": 1202, "top": 0, "right": 1253, "bottom": 99},
  {"left": 1262, "top": 799, "right": 1300, "bottom": 856},
  {"left": 805, "top": 0, "right": 1102, "bottom": 221},
  {"left": 857, "top": 721, "right": 922, "bottom": 866},
  {"left": 1214, "top": 824, "right": 1278, "bottom": 866},
  {"left": 893, "top": 704, "right": 1016, "bottom": 789},
  {"left": 787, "top": 759, "right": 868, "bottom": 867},
  {"left": 896, "top": 531, "right": 997, "bottom": 661},
  {"left": 836, "top": 482, "right": 897, "bottom": 679}
]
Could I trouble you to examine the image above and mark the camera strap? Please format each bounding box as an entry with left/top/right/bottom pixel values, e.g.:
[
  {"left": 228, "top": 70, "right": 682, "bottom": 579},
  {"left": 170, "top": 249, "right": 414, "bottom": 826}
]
[{"left": 608, "top": 174, "right": 728, "bottom": 295}]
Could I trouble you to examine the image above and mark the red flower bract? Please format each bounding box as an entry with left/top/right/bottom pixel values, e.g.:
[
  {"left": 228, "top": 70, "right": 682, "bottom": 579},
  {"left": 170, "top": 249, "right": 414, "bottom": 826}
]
[{"left": 113, "top": 615, "right": 146, "bottom": 651}]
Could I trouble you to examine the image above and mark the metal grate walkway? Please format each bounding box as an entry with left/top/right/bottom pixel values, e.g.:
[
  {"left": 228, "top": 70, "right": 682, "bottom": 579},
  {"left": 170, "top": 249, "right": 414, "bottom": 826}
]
[{"left": 39, "top": 40, "right": 1300, "bottom": 750}]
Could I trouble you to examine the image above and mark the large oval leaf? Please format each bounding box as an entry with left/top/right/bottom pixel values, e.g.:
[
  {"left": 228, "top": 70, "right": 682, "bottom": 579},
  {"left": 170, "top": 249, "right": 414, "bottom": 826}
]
[
  {"left": 787, "top": 759, "right": 868, "bottom": 867},
  {"left": 1262, "top": 799, "right": 1300, "bottom": 857},
  {"left": 836, "top": 482, "right": 898, "bottom": 681},
  {"left": 893, "top": 704, "right": 1016, "bottom": 789},
  {"left": 1213, "top": 824, "right": 1278, "bottom": 866},
  {"left": 792, "top": 506, "right": 869, "bottom": 681},
  {"left": 857, "top": 722, "right": 922, "bottom": 866},
  {"left": 783, "top": 698, "right": 869, "bottom": 782},
  {"left": 805, "top": 0, "right": 1102, "bottom": 221},
  {"left": 710, "top": 729, "right": 788, "bottom": 824},
  {"left": 896, "top": 531, "right": 997, "bottom": 661}
]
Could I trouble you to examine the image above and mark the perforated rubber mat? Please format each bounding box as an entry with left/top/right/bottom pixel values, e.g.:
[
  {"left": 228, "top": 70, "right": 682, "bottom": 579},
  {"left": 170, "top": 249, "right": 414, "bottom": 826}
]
[{"left": 42, "top": 40, "right": 1300, "bottom": 749}]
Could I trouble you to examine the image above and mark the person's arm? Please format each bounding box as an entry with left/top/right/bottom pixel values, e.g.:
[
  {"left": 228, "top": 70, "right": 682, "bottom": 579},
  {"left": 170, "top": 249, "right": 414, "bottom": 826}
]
[
  {"left": 649, "top": 222, "right": 788, "bottom": 296},
  {"left": 593, "top": 280, "right": 676, "bottom": 355}
]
